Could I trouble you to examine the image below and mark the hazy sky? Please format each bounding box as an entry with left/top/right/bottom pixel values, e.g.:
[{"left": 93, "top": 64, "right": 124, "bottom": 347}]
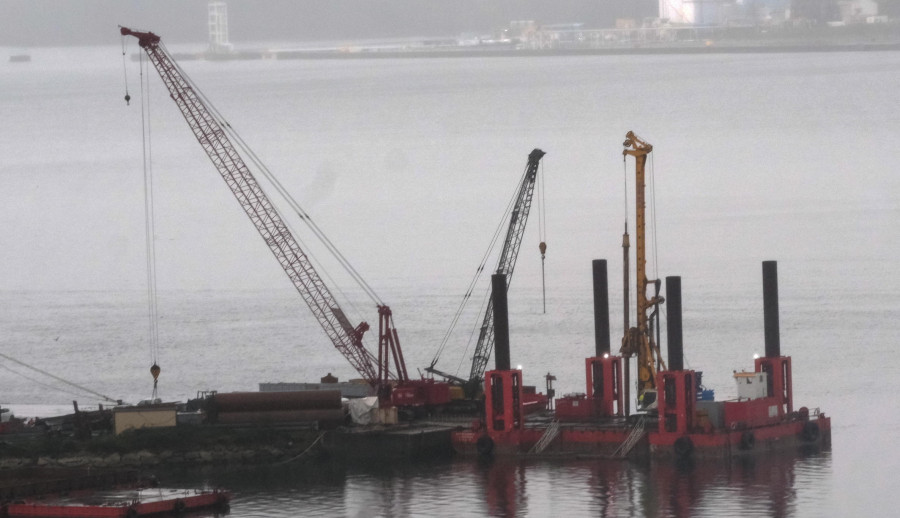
[{"left": 0, "top": 0, "right": 654, "bottom": 47}]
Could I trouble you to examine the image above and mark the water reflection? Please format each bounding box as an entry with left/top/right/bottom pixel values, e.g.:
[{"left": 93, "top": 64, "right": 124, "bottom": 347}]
[
  {"left": 477, "top": 457, "right": 526, "bottom": 517},
  {"left": 152, "top": 449, "right": 831, "bottom": 517},
  {"left": 465, "top": 450, "right": 830, "bottom": 518},
  {"left": 647, "top": 451, "right": 829, "bottom": 518}
]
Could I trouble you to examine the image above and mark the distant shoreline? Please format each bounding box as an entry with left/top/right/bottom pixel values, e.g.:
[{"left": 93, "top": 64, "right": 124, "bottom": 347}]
[{"left": 170, "top": 41, "right": 900, "bottom": 61}]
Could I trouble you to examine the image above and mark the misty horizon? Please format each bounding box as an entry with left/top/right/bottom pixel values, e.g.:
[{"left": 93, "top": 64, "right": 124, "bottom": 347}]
[{"left": 1, "top": 0, "right": 654, "bottom": 47}]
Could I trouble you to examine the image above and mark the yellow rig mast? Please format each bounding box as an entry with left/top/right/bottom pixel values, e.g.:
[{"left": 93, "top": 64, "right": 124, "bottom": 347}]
[{"left": 621, "top": 131, "right": 666, "bottom": 410}]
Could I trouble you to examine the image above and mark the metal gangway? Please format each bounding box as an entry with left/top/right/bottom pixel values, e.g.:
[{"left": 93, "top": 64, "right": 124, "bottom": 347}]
[
  {"left": 613, "top": 416, "right": 647, "bottom": 458},
  {"left": 528, "top": 419, "right": 561, "bottom": 454}
]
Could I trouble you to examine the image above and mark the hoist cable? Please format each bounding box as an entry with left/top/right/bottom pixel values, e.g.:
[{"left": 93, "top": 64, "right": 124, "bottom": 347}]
[
  {"left": 439, "top": 177, "right": 524, "bottom": 366},
  {"left": 220, "top": 102, "right": 381, "bottom": 315},
  {"left": 650, "top": 153, "right": 660, "bottom": 281},
  {"left": 121, "top": 36, "right": 131, "bottom": 105},
  {"left": 163, "top": 44, "right": 383, "bottom": 308},
  {"left": 139, "top": 53, "right": 161, "bottom": 369},
  {"left": 0, "top": 362, "right": 100, "bottom": 401},
  {"left": 432, "top": 168, "right": 526, "bottom": 373},
  {"left": 453, "top": 279, "right": 494, "bottom": 376},
  {"left": 538, "top": 159, "right": 547, "bottom": 242},
  {"left": 432, "top": 202, "right": 505, "bottom": 370},
  {"left": 432, "top": 172, "right": 523, "bottom": 369},
  {"left": 538, "top": 158, "right": 547, "bottom": 314},
  {"left": 623, "top": 155, "right": 632, "bottom": 324},
  {"left": 438, "top": 171, "right": 524, "bottom": 369},
  {"left": 0, "top": 351, "right": 120, "bottom": 403},
  {"left": 623, "top": 153, "right": 630, "bottom": 225}
]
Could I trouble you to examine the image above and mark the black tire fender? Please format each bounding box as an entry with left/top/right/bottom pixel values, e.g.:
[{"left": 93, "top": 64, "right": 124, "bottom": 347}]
[
  {"left": 476, "top": 435, "right": 494, "bottom": 457},
  {"left": 801, "top": 421, "right": 820, "bottom": 442},
  {"left": 739, "top": 431, "right": 755, "bottom": 450},
  {"left": 673, "top": 436, "right": 694, "bottom": 459}
]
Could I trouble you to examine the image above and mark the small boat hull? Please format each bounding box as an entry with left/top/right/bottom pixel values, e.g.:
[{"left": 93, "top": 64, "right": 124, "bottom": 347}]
[{"left": 6, "top": 488, "right": 231, "bottom": 517}]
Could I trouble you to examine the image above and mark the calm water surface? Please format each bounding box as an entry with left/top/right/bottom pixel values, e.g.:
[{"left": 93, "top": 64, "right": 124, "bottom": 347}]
[
  {"left": 147, "top": 449, "right": 831, "bottom": 518},
  {"left": 2, "top": 46, "right": 898, "bottom": 516}
]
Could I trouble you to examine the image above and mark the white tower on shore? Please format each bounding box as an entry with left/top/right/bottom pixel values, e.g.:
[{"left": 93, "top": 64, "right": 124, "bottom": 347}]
[
  {"left": 208, "top": 1, "right": 233, "bottom": 54},
  {"left": 660, "top": 0, "right": 696, "bottom": 24}
]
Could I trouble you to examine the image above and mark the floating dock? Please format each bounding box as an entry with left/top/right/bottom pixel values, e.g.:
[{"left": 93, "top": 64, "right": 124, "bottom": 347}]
[{"left": 324, "top": 424, "right": 455, "bottom": 461}]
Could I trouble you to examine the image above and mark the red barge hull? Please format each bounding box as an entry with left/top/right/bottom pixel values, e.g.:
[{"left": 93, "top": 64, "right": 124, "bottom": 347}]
[
  {"left": 453, "top": 423, "right": 637, "bottom": 457},
  {"left": 6, "top": 488, "right": 231, "bottom": 518},
  {"left": 451, "top": 351, "right": 832, "bottom": 461},
  {"left": 649, "top": 414, "right": 832, "bottom": 459},
  {"left": 452, "top": 414, "right": 831, "bottom": 459}
]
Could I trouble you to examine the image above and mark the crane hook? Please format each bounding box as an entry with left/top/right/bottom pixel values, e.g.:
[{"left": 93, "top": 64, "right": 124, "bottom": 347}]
[{"left": 124, "top": 93, "right": 131, "bottom": 106}]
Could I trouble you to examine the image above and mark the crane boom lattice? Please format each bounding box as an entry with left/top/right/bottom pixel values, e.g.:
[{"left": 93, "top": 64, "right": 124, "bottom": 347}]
[
  {"left": 120, "top": 27, "right": 386, "bottom": 386},
  {"left": 468, "top": 149, "right": 546, "bottom": 382}
]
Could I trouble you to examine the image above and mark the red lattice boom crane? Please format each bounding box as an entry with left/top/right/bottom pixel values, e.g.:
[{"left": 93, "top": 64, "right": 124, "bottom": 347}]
[{"left": 121, "top": 27, "right": 446, "bottom": 407}]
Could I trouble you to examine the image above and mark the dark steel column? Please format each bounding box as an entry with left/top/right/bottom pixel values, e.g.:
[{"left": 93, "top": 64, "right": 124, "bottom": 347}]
[
  {"left": 763, "top": 261, "right": 781, "bottom": 358},
  {"left": 593, "top": 259, "right": 611, "bottom": 356},
  {"left": 492, "top": 273, "right": 511, "bottom": 371},
  {"left": 665, "top": 276, "right": 683, "bottom": 371},
  {"left": 622, "top": 229, "right": 631, "bottom": 416}
]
